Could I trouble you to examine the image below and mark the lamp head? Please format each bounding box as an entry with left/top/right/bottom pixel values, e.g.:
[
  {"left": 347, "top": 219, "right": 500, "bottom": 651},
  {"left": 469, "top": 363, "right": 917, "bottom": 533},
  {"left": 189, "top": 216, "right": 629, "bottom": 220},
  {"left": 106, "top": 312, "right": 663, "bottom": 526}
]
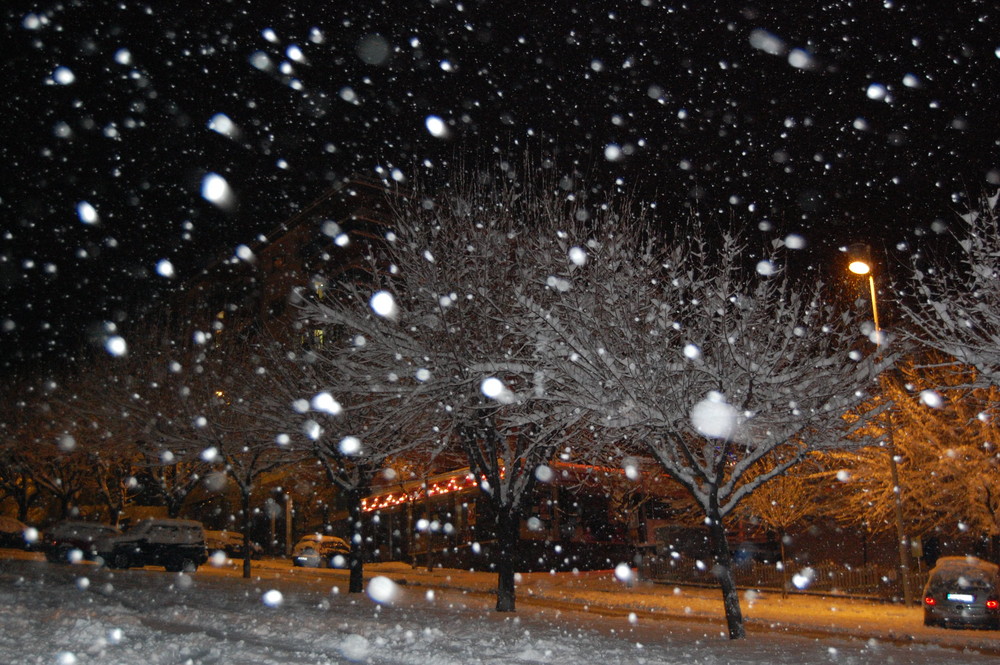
[
  {"left": 846, "top": 243, "right": 874, "bottom": 275},
  {"left": 848, "top": 260, "right": 871, "bottom": 275}
]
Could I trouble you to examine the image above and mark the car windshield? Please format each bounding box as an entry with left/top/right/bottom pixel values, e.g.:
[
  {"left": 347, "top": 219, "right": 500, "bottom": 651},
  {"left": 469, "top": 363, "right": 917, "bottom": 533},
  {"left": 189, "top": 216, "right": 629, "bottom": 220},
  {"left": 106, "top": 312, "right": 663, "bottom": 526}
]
[{"left": 930, "top": 563, "right": 997, "bottom": 591}]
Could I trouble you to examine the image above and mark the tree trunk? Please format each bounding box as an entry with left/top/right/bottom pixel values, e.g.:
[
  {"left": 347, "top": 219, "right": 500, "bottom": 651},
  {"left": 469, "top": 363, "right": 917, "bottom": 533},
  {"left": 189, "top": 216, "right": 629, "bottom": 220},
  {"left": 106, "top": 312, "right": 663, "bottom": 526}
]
[
  {"left": 14, "top": 484, "right": 35, "bottom": 523},
  {"left": 779, "top": 534, "right": 789, "bottom": 598},
  {"left": 494, "top": 505, "right": 519, "bottom": 612},
  {"left": 706, "top": 501, "right": 745, "bottom": 639},
  {"left": 167, "top": 497, "right": 183, "bottom": 519},
  {"left": 240, "top": 489, "right": 253, "bottom": 579},
  {"left": 347, "top": 487, "right": 365, "bottom": 594},
  {"left": 59, "top": 495, "right": 74, "bottom": 520}
]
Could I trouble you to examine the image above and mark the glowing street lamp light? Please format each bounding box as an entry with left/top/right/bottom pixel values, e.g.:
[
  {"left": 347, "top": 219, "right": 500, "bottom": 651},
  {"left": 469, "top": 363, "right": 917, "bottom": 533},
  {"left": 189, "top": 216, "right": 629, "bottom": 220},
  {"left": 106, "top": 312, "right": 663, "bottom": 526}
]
[
  {"left": 845, "top": 243, "right": 913, "bottom": 606},
  {"left": 848, "top": 260, "right": 871, "bottom": 275},
  {"left": 846, "top": 245, "right": 882, "bottom": 339}
]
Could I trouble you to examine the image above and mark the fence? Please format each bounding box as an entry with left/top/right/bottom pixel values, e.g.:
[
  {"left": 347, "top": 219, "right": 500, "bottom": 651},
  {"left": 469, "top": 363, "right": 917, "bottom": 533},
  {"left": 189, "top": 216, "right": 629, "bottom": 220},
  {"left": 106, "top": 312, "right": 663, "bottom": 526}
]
[{"left": 640, "top": 555, "right": 925, "bottom": 603}]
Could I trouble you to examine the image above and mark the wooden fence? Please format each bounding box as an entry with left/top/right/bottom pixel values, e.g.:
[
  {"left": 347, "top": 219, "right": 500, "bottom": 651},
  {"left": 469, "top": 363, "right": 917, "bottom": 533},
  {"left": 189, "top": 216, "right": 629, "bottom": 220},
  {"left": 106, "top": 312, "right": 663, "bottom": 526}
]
[{"left": 640, "top": 555, "right": 925, "bottom": 603}]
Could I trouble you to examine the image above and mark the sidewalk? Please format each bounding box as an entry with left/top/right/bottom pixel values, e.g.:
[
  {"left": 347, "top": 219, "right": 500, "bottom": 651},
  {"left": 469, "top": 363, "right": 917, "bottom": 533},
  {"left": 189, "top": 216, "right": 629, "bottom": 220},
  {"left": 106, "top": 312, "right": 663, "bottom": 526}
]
[{"left": 244, "top": 558, "right": 1000, "bottom": 654}]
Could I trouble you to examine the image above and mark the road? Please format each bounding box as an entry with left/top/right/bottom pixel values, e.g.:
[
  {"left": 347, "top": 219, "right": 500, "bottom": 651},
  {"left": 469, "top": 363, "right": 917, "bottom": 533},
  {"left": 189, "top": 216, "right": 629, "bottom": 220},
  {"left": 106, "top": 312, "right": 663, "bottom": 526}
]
[{"left": 1, "top": 548, "right": 998, "bottom": 663}]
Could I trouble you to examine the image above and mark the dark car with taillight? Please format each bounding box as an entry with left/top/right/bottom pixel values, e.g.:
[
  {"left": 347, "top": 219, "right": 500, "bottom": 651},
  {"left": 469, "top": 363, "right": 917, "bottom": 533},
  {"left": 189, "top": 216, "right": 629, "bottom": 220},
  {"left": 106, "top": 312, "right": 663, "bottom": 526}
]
[
  {"left": 42, "top": 520, "right": 122, "bottom": 563},
  {"left": 0, "top": 516, "right": 30, "bottom": 549},
  {"left": 923, "top": 555, "right": 1000, "bottom": 629},
  {"left": 96, "top": 518, "right": 208, "bottom": 572}
]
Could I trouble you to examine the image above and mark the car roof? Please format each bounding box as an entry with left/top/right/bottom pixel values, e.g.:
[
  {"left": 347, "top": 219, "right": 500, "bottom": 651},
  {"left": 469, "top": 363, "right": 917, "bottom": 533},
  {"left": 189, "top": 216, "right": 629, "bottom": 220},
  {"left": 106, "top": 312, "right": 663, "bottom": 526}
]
[
  {"left": 930, "top": 556, "right": 999, "bottom": 575},
  {"left": 52, "top": 520, "right": 116, "bottom": 527},
  {"left": 296, "top": 534, "right": 348, "bottom": 546},
  {"left": 137, "top": 518, "right": 204, "bottom": 527},
  {"left": 50, "top": 521, "right": 119, "bottom": 531}
]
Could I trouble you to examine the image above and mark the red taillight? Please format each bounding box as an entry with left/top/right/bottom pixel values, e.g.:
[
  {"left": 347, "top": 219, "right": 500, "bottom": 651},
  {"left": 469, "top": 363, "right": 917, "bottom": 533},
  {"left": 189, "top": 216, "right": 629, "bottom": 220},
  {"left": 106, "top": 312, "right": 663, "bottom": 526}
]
[
  {"left": 987, "top": 600, "right": 999, "bottom": 610},
  {"left": 924, "top": 597, "right": 936, "bottom": 606}
]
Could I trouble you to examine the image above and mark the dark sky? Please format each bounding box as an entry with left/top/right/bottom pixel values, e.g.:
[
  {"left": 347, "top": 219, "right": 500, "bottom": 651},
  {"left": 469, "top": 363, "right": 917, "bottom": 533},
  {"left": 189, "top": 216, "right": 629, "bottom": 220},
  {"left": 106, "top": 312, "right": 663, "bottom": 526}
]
[{"left": 2, "top": 0, "right": 998, "bottom": 372}]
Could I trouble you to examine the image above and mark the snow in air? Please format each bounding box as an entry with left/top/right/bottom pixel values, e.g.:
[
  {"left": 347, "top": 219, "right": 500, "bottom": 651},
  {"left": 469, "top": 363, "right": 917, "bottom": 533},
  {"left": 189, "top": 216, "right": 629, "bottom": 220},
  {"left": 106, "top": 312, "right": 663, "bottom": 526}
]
[
  {"left": 303, "top": 420, "right": 321, "bottom": 441},
  {"left": 234, "top": 244, "right": 254, "bottom": 262},
  {"left": 535, "top": 464, "right": 554, "bottom": 482},
  {"left": 623, "top": 457, "right": 640, "bottom": 481},
  {"left": 249, "top": 51, "right": 273, "bottom": 71},
  {"left": 748, "top": 29, "right": 785, "bottom": 56},
  {"left": 425, "top": 115, "right": 448, "bottom": 138},
  {"left": 311, "top": 392, "right": 342, "bottom": 415},
  {"left": 369, "top": 290, "right": 397, "bottom": 318},
  {"left": 919, "top": 390, "right": 943, "bottom": 408},
  {"left": 367, "top": 576, "right": 402, "bottom": 604},
  {"left": 58, "top": 434, "right": 76, "bottom": 452},
  {"left": 208, "top": 113, "right": 238, "bottom": 138},
  {"left": 76, "top": 201, "right": 99, "bottom": 225},
  {"left": 155, "top": 259, "right": 175, "bottom": 278},
  {"left": 357, "top": 34, "right": 391, "bottom": 65},
  {"left": 261, "top": 590, "right": 283, "bottom": 608},
  {"left": 201, "top": 172, "right": 234, "bottom": 208},
  {"left": 756, "top": 260, "right": 776, "bottom": 276},
  {"left": 792, "top": 567, "right": 816, "bottom": 590},
  {"left": 690, "top": 392, "right": 737, "bottom": 439},
  {"left": 339, "top": 436, "right": 362, "bottom": 455},
  {"left": 784, "top": 234, "right": 806, "bottom": 249},
  {"left": 614, "top": 563, "right": 636, "bottom": 583},
  {"left": 866, "top": 83, "right": 889, "bottom": 101},
  {"left": 104, "top": 335, "right": 127, "bottom": 357},
  {"left": 788, "top": 49, "right": 815, "bottom": 70},
  {"left": 52, "top": 66, "right": 75, "bottom": 85},
  {"left": 480, "top": 377, "right": 513, "bottom": 403}
]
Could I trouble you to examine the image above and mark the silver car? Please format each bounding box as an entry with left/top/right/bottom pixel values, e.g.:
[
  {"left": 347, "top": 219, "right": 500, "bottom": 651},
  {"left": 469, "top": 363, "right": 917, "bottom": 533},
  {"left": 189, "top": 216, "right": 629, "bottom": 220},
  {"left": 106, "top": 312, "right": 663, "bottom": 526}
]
[
  {"left": 291, "top": 534, "right": 350, "bottom": 568},
  {"left": 923, "top": 556, "right": 1000, "bottom": 629}
]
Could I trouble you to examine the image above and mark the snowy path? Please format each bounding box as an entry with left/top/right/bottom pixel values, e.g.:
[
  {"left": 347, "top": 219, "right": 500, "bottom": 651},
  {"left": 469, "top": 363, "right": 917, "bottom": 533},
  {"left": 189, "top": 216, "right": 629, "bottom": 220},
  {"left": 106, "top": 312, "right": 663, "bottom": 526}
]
[{"left": 0, "top": 553, "right": 996, "bottom": 664}]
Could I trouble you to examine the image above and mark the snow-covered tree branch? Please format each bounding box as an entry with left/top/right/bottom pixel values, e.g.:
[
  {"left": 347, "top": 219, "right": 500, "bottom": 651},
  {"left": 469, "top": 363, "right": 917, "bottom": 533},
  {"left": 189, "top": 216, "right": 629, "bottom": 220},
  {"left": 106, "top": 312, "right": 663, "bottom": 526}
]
[
  {"left": 524, "top": 221, "right": 887, "bottom": 638},
  {"left": 900, "top": 193, "right": 1000, "bottom": 385}
]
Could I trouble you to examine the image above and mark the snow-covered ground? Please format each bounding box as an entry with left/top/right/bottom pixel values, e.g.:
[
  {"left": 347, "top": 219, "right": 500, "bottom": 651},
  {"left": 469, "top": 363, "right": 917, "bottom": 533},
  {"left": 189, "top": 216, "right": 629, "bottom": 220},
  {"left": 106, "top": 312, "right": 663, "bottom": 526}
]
[{"left": 0, "top": 548, "right": 995, "bottom": 665}]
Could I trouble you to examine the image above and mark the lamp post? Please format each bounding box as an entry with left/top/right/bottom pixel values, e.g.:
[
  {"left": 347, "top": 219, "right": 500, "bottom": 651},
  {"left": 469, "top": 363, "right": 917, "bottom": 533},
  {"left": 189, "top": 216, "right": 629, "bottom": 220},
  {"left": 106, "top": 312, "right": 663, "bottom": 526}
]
[
  {"left": 847, "top": 246, "right": 914, "bottom": 605},
  {"left": 847, "top": 259, "right": 881, "bottom": 337}
]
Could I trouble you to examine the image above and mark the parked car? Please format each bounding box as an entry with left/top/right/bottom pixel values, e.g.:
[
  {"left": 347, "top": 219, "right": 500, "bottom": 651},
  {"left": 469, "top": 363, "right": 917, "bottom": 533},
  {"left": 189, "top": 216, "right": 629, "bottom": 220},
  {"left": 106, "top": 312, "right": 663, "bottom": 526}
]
[
  {"left": 96, "top": 518, "right": 208, "bottom": 572},
  {"left": 0, "top": 516, "right": 29, "bottom": 549},
  {"left": 291, "top": 534, "right": 350, "bottom": 568},
  {"left": 204, "top": 529, "right": 260, "bottom": 558},
  {"left": 41, "top": 521, "right": 122, "bottom": 563},
  {"left": 923, "top": 555, "right": 1000, "bottom": 629}
]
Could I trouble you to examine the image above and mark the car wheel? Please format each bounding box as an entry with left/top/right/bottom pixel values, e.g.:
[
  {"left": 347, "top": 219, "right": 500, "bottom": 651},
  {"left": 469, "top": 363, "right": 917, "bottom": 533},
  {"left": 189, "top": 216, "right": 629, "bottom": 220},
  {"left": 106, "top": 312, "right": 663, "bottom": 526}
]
[
  {"left": 165, "top": 557, "right": 196, "bottom": 573},
  {"left": 110, "top": 551, "right": 131, "bottom": 569}
]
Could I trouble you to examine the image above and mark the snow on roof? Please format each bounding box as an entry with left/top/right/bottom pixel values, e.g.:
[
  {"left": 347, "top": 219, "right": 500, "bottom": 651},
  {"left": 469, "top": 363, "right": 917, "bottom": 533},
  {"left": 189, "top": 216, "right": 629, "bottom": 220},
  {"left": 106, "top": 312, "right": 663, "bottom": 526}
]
[{"left": 932, "top": 556, "right": 998, "bottom": 574}]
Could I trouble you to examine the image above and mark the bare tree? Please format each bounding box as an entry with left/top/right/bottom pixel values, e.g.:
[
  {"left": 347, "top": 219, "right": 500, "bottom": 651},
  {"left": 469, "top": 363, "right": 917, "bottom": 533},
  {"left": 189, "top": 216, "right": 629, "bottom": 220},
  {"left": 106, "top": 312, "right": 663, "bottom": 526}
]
[
  {"left": 523, "top": 225, "right": 886, "bottom": 638},
  {"left": 147, "top": 334, "right": 308, "bottom": 578},
  {"left": 299, "top": 165, "right": 593, "bottom": 610},
  {"left": 68, "top": 325, "right": 214, "bottom": 521},
  {"left": 736, "top": 453, "right": 822, "bottom": 594},
  {"left": 0, "top": 388, "right": 46, "bottom": 522},
  {"left": 900, "top": 193, "right": 1000, "bottom": 385},
  {"left": 825, "top": 357, "right": 1000, "bottom": 560},
  {"left": 228, "top": 332, "right": 432, "bottom": 592}
]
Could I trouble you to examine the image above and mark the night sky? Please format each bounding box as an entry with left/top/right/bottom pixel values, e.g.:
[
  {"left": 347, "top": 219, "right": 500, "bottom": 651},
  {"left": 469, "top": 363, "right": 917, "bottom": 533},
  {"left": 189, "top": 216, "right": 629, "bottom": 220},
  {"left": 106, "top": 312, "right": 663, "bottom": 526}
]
[{"left": 2, "top": 0, "right": 998, "bottom": 372}]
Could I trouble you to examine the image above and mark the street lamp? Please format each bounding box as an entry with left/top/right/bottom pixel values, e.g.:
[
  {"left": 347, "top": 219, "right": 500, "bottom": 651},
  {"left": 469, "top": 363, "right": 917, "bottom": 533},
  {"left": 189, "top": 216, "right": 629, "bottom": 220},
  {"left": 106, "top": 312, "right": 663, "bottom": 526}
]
[
  {"left": 847, "top": 247, "right": 881, "bottom": 340},
  {"left": 846, "top": 244, "right": 914, "bottom": 606}
]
